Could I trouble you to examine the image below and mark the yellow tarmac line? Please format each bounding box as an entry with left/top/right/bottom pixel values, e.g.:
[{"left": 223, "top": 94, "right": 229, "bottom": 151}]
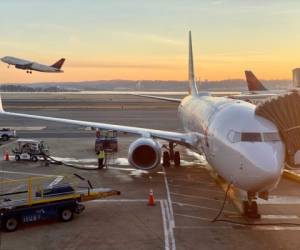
[
  {"left": 283, "top": 169, "right": 300, "bottom": 183},
  {"left": 208, "top": 170, "right": 244, "bottom": 214}
]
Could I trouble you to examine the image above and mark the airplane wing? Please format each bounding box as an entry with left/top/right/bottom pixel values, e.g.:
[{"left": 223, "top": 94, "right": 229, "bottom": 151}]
[
  {"left": 133, "top": 92, "right": 276, "bottom": 103},
  {"left": 132, "top": 94, "right": 181, "bottom": 103},
  {"left": 229, "top": 93, "right": 277, "bottom": 100},
  {"left": 0, "top": 95, "right": 202, "bottom": 148}
]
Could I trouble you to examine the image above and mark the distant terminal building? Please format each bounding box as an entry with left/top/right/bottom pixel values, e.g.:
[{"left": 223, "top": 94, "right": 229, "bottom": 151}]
[{"left": 292, "top": 68, "right": 300, "bottom": 88}]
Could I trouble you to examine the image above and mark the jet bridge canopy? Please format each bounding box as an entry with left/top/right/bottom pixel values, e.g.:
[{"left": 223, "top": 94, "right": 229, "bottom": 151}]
[{"left": 255, "top": 91, "right": 300, "bottom": 166}]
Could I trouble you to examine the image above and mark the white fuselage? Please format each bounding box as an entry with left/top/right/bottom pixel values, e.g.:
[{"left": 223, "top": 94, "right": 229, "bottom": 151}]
[
  {"left": 1, "top": 56, "right": 61, "bottom": 72},
  {"left": 178, "top": 94, "right": 285, "bottom": 192}
]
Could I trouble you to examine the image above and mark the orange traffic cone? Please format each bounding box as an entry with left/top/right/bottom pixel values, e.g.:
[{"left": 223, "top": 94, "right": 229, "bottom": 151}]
[
  {"left": 4, "top": 150, "right": 9, "bottom": 161},
  {"left": 148, "top": 189, "right": 155, "bottom": 206}
]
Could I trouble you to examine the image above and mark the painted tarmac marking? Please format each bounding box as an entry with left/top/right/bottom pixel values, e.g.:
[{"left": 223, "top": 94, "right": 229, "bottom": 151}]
[
  {"left": 7, "top": 126, "right": 46, "bottom": 131},
  {"left": 172, "top": 201, "right": 237, "bottom": 214},
  {"left": 228, "top": 214, "right": 299, "bottom": 220},
  {"left": 168, "top": 177, "right": 214, "bottom": 185},
  {"left": 248, "top": 226, "right": 300, "bottom": 231},
  {"left": 257, "top": 196, "right": 300, "bottom": 204},
  {"left": 260, "top": 215, "right": 299, "bottom": 219},
  {"left": 160, "top": 200, "right": 170, "bottom": 250},
  {"left": 174, "top": 213, "right": 212, "bottom": 222},
  {"left": 162, "top": 167, "right": 176, "bottom": 250},
  {"left": 176, "top": 226, "right": 232, "bottom": 229},
  {"left": 169, "top": 183, "right": 223, "bottom": 193},
  {"left": 0, "top": 170, "right": 61, "bottom": 178},
  {"left": 170, "top": 192, "right": 223, "bottom": 203},
  {"left": 91, "top": 198, "right": 172, "bottom": 250}
]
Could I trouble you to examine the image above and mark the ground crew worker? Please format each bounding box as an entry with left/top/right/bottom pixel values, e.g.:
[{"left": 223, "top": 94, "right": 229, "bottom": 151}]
[{"left": 98, "top": 146, "right": 105, "bottom": 169}]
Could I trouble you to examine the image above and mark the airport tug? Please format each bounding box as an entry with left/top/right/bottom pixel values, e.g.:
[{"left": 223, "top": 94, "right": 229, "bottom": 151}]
[{"left": 0, "top": 176, "right": 120, "bottom": 231}]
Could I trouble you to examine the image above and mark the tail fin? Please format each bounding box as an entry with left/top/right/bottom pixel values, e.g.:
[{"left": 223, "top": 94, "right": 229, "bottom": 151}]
[
  {"left": 51, "top": 58, "right": 65, "bottom": 69},
  {"left": 245, "top": 70, "right": 267, "bottom": 91},
  {"left": 188, "top": 31, "right": 198, "bottom": 95}
]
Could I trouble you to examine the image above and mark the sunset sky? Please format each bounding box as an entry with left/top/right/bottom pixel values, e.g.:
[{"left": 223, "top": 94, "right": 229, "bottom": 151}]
[{"left": 1, "top": 0, "right": 300, "bottom": 83}]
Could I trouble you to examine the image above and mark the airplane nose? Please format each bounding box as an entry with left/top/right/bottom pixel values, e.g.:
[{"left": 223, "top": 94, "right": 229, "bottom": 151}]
[{"left": 238, "top": 144, "right": 285, "bottom": 192}]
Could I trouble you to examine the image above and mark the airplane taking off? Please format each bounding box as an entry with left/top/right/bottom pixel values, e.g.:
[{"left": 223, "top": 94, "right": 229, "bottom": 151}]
[
  {"left": 1, "top": 56, "right": 65, "bottom": 74},
  {"left": 0, "top": 32, "right": 285, "bottom": 217}
]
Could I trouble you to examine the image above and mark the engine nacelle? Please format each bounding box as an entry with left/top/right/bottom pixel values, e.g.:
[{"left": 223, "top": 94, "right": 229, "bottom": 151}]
[{"left": 128, "top": 138, "right": 161, "bottom": 170}]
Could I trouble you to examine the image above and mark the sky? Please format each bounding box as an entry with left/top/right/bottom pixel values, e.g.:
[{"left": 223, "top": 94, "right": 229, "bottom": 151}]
[{"left": 1, "top": 0, "right": 300, "bottom": 83}]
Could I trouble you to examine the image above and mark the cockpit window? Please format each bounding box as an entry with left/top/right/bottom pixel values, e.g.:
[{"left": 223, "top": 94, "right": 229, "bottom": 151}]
[
  {"left": 241, "top": 133, "right": 261, "bottom": 142},
  {"left": 262, "top": 132, "right": 281, "bottom": 141},
  {"left": 228, "top": 130, "right": 281, "bottom": 143}
]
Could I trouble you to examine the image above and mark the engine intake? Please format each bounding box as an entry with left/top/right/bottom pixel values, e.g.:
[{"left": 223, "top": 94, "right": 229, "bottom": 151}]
[{"left": 128, "top": 138, "right": 161, "bottom": 170}]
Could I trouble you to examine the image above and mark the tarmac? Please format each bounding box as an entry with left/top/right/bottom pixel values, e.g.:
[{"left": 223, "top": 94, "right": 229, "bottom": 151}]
[{"left": 1, "top": 92, "right": 300, "bottom": 250}]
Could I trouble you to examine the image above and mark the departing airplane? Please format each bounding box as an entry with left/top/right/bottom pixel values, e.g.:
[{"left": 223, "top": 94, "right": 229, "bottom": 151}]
[
  {"left": 0, "top": 32, "right": 285, "bottom": 217},
  {"left": 1, "top": 56, "right": 65, "bottom": 74}
]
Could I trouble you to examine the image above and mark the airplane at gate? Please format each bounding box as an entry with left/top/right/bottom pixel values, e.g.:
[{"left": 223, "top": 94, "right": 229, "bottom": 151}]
[
  {"left": 1, "top": 56, "right": 65, "bottom": 73},
  {"left": 0, "top": 32, "right": 285, "bottom": 217}
]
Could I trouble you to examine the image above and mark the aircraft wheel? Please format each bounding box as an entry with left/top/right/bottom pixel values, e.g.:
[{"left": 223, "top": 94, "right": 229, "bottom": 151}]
[
  {"left": 174, "top": 151, "right": 180, "bottom": 167},
  {"left": 163, "top": 151, "right": 170, "bottom": 168}
]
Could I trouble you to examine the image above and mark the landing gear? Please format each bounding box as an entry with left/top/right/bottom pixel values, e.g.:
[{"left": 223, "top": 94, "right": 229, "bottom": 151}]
[
  {"left": 243, "top": 192, "right": 260, "bottom": 219},
  {"left": 163, "top": 151, "right": 170, "bottom": 167},
  {"left": 162, "top": 142, "right": 181, "bottom": 167},
  {"left": 26, "top": 70, "right": 32, "bottom": 74}
]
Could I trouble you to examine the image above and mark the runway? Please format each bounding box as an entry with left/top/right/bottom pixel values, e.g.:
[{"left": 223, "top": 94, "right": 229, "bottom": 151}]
[{"left": 1, "top": 92, "right": 300, "bottom": 250}]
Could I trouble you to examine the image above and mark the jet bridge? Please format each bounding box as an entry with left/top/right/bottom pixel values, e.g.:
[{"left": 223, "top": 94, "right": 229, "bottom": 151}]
[{"left": 255, "top": 91, "right": 300, "bottom": 166}]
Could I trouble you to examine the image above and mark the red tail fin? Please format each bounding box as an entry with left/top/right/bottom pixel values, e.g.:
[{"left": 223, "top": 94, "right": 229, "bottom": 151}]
[
  {"left": 245, "top": 70, "right": 267, "bottom": 91},
  {"left": 51, "top": 58, "right": 65, "bottom": 69}
]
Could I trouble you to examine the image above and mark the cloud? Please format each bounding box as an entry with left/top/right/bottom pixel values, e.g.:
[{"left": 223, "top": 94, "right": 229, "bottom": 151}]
[{"left": 114, "top": 31, "right": 184, "bottom": 47}]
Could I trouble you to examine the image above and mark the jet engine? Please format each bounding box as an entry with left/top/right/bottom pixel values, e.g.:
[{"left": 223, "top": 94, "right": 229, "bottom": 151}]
[{"left": 128, "top": 138, "right": 161, "bottom": 170}]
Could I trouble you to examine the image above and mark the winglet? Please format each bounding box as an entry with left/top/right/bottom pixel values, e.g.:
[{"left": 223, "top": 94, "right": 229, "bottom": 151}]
[
  {"left": 188, "top": 31, "right": 198, "bottom": 95},
  {"left": 245, "top": 70, "right": 267, "bottom": 91},
  {"left": 0, "top": 95, "right": 4, "bottom": 112}
]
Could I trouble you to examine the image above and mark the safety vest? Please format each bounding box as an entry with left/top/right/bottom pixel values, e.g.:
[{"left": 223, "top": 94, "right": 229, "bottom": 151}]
[{"left": 98, "top": 150, "right": 105, "bottom": 159}]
